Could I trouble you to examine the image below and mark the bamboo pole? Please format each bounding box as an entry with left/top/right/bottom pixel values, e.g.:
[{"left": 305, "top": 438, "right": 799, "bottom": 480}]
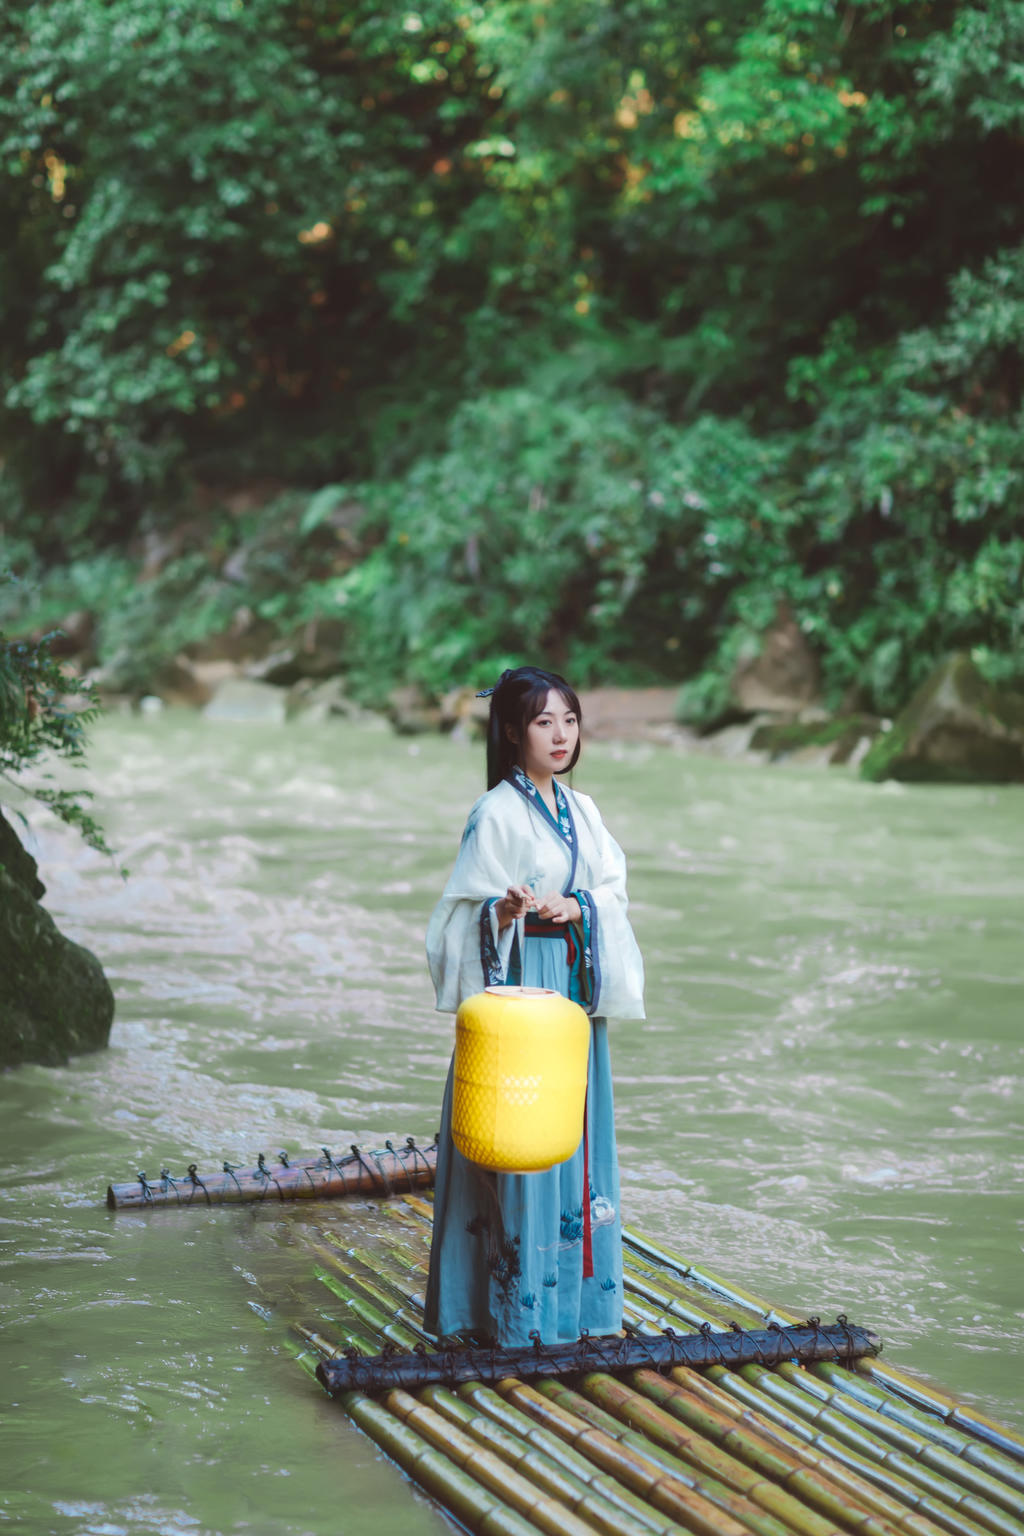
[
  {"left": 629, "top": 1366, "right": 930, "bottom": 1536},
  {"left": 705, "top": 1362, "right": 1003, "bottom": 1536},
  {"left": 301, "top": 1253, "right": 679, "bottom": 1536},
  {"left": 349, "top": 1389, "right": 541, "bottom": 1536},
  {"left": 107, "top": 1140, "right": 437, "bottom": 1210},
  {"left": 574, "top": 1372, "right": 844, "bottom": 1536},
  {"left": 307, "top": 1240, "right": 431, "bottom": 1346},
  {"left": 526, "top": 1375, "right": 810, "bottom": 1536},
  {"left": 848, "top": 1360, "right": 1024, "bottom": 1469},
  {"left": 623, "top": 1229, "right": 798, "bottom": 1328},
  {"left": 623, "top": 1263, "right": 737, "bottom": 1332},
  {"left": 455, "top": 1380, "right": 691, "bottom": 1536},
  {"left": 623, "top": 1227, "right": 1024, "bottom": 1468},
  {"left": 497, "top": 1376, "right": 759, "bottom": 1536},
  {"left": 656, "top": 1364, "right": 971, "bottom": 1536},
  {"left": 617, "top": 1247, "right": 1007, "bottom": 1536},
  {"left": 292, "top": 1322, "right": 556, "bottom": 1536},
  {"left": 420, "top": 1382, "right": 669, "bottom": 1536},
  {"left": 796, "top": 1364, "right": 1024, "bottom": 1498},
  {"left": 384, "top": 1386, "right": 605, "bottom": 1536},
  {"left": 731, "top": 1365, "right": 1024, "bottom": 1536},
  {"left": 771, "top": 1365, "right": 1024, "bottom": 1526},
  {"left": 311, "top": 1264, "right": 424, "bottom": 1353},
  {"left": 624, "top": 1251, "right": 761, "bottom": 1331}
]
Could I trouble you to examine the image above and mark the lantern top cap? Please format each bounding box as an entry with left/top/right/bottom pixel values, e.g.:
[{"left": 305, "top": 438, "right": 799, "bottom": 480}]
[{"left": 484, "top": 985, "right": 557, "bottom": 998}]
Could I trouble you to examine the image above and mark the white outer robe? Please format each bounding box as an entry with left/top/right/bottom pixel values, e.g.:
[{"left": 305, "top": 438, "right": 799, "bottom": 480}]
[{"left": 425, "top": 777, "right": 645, "bottom": 1020}]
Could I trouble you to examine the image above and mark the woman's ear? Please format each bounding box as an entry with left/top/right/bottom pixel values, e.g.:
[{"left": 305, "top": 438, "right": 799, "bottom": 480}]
[{"left": 504, "top": 723, "right": 518, "bottom": 745}]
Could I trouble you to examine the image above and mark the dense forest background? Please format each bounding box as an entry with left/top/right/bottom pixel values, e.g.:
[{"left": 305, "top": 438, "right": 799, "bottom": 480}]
[{"left": 1, "top": 0, "right": 1022, "bottom": 718}]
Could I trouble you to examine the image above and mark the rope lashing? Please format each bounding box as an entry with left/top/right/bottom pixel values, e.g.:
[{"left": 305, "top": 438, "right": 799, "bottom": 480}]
[
  {"left": 222, "top": 1162, "right": 244, "bottom": 1198},
  {"left": 385, "top": 1139, "right": 416, "bottom": 1193},
  {"left": 159, "top": 1168, "right": 181, "bottom": 1203},
  {"left": 320, "top": 1147, "right": 349, "bottom": 1180},
  {"left": 369, "top": 1148, "right": 395, "bottom": 1197},
  {"left": 254, "top": 1151, "right": 284, "bottom": 1200},
  {"left": 768, "top": 1317, "right": 807, "bottom": 1361},
  {"left": 349, "top": 1143, "right": 380, "bottom": 1193},
  {"left": 186, "top": 1164, "right": 211, "bottom": 1205},
  {"left": 405, "top": 1135, "right": 434, "bottom": 1184},
  {"left": 136, "top": 1171, "right": 154, "bottom": 1203}
]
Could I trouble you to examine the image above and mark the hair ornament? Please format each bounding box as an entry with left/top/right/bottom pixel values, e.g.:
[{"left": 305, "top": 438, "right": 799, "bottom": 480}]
[{"left": 475, "top": 669, "right": 513, "bottom": 699}]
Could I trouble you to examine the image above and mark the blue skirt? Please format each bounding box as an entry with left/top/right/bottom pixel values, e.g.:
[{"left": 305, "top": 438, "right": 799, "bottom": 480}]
[{"left": 423, "top": 927, "right": 622, "bottom": 1345}]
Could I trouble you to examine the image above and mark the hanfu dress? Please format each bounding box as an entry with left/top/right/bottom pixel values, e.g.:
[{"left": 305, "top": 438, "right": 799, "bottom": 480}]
[{"left": 423, "top": 767, "right": 645, "bottom": 1345}]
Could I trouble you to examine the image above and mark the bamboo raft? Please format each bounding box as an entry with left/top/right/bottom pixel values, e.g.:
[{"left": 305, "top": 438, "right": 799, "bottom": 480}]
[{"left": 107, "top": 1145, "right": 1024, "bottom": 1535}]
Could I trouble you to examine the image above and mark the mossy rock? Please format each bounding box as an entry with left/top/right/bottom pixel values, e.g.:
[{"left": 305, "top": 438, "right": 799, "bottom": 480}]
[
  {"left": 0, "top": 809, "right": 45, "bottom": 901},
  {"left": 0, "top": 810, "right": 114, "bottom": 1069},
  {"left": 749, "top": 714, "right": 881, "bottom": 763},
  {"left": 861, "top": 653, "right": 1024, "bottom": 784}
]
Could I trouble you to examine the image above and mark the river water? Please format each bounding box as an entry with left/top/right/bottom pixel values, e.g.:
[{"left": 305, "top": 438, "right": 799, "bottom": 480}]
[{"left": 1, "top": 712, "right": 1021, "bottom": 1535}]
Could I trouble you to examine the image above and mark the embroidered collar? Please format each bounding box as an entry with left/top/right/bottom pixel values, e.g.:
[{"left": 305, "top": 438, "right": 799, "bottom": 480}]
[
  {"left": 509, "top": 766, "right": 573, "bottom": 842},
  {"left": 508, "top": 769, "right": 580, "bottom": 898}
]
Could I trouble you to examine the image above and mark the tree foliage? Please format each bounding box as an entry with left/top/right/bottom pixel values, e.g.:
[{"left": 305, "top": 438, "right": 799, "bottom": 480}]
[
  {"left": 1, "top": 0, "right": 1022, "bottom": 711},
  {"left": 0, "top": 581, "right": 110, "bottom": 852}
]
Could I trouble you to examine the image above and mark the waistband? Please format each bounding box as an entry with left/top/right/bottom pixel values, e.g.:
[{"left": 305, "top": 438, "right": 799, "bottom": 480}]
[{"left": 524, "top": 917, "right": 568, "bottom": 938}]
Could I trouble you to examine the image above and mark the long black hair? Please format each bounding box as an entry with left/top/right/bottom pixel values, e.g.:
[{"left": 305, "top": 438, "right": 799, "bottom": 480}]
[{"left": 485, "top": 667, "right": 583, "bottom": 789}]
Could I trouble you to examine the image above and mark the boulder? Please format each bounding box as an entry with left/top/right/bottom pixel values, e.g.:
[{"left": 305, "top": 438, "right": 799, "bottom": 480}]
[
  {"left": 181, "top": 658, "right": 243, "bottom": 697},
  {"left": 0, "top": 809, "right": 45, "bottom": 901},
  {"left": 245, "top": 620, "right": 347, "bottom": 686},
  {"left": 202, "top": 677, "right": 288, "bottom": 724},
  {"left": 182, "top": 606, "right": 278, "bottom": 665},
  {"left": 861, "top": 653, "right": 1024, "bottom": 783},
  {"left": 149, "top": 654, "right": 218, "bottom": 708},
  {"left": 749, "top": 714, "right": 883, "bottom": 766},
  {"left": 387, "top": 684, "right": 442, "bottom": 735},
  {"left": 697, "top": 719, "right": 767, "bottom": 760},
  {"left": 731, "top": 601, "right": 821, "bottom": 714},
  {"left": 84, "top": 647, "right": 142, "bottom": 698},
  {"left": 285, "top": 676, "right": 363, "bottom": 722},
  {"left": 578, "top": 688, "right": 681, "bottom": 742},
  {"left": 0, "top": 811, "right": 114, "bottom": 1069},
  {"left": 440, "top": 686, "right": 491, "bottom": 740}
]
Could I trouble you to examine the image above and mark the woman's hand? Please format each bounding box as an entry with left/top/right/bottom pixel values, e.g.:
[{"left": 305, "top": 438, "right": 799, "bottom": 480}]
[
  {"left": 535, "top": 892, "right": 582, "bottom": 925},
  {"left": 496, "top": 884, "right": 534, "bottom": 930}
]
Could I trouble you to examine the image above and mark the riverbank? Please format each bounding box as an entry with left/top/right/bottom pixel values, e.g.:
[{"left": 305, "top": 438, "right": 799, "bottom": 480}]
[{"left": 87, "top": 659, "right": 1024, "bottom": 785}]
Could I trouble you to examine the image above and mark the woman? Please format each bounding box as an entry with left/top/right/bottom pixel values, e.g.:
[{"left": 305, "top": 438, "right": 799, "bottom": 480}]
[{"left": 424, "top": 666, "right": 645, "bottom": 1346}]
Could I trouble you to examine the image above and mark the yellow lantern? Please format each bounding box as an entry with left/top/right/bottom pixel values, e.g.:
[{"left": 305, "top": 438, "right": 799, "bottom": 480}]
[{"left": 452, "top": 985, "right": 590, "bottom": 1173}]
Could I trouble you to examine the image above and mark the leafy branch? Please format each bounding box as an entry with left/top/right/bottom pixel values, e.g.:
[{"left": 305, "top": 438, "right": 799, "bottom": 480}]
[{"left": 0, "top": 591, "right": 113, "bottom": 856}]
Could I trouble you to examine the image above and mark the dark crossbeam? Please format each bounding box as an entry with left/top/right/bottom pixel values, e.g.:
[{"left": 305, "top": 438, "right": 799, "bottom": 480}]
[{"left": 316, "top": 1319, "right": 880, "bottom": 1396}]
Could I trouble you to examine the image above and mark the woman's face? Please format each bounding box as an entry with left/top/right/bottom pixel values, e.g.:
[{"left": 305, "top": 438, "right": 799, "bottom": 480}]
[{"left": 519, "top": 689, "right": 580, "bottom": 781}]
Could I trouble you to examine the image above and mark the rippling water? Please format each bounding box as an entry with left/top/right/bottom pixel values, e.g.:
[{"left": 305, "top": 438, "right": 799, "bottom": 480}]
[{"left": 1, "top": 712, "right": 1021, "bottom": 1534}]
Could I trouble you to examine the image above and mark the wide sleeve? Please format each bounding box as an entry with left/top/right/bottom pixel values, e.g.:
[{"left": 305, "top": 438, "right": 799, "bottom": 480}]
[
  {"left": 425, "top": 794, "right": 522, "bottom": 1013},
  {"left": 571, "top": 795, "right": 646, "bottom": 1022}
]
